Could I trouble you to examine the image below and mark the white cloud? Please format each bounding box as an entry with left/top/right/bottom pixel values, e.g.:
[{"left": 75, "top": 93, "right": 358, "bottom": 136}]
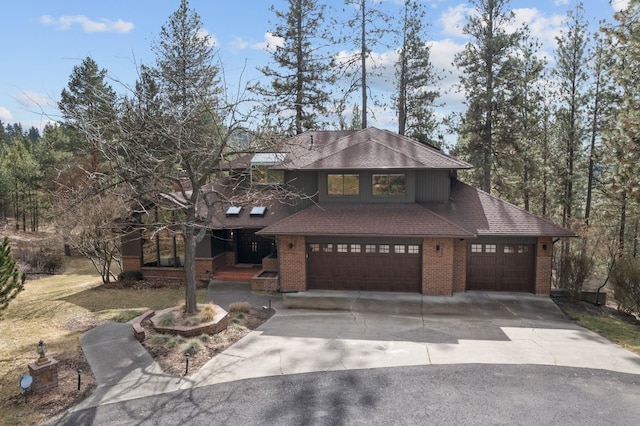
[
  {"left": 513, "top": 8, "right": 565, "bottom": 56},
  {"left": 0, "top": 106, "right": 12, "bottom": 122},
  {"left": 197, "top": 29, "right": 218, "bottom": 48},
  {"left": 15, "top": 91, "right": 54, "bottom": 108},
  {"left": 40, "top": 15, "right": 134, "bottom": 33},
  {"left": 252, "top": 32, "right": 284, "bottom": 53},
  {"left": 231, "top": 36, "right": 249, "bottom": 50},
  {"left": 554, "top": 0, "right": 570, "bottom": 6},
  {"left": 611, "top": 0, "right": 630, "bottom": 12},
  {"left": 439, "top": 4, "right": 473, "bottom": 38}
]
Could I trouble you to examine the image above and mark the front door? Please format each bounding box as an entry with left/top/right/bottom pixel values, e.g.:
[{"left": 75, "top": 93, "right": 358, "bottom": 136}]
[{"left": 236, "top": 229, "right": 275, "bottom": 264}]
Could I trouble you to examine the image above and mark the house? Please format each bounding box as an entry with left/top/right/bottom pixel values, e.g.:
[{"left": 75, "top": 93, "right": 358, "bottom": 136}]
[{"left": 121, "top": 127, "right": 574, "bottom": 295}]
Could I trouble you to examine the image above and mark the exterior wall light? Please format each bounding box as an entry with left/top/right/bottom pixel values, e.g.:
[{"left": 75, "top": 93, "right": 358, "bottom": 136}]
[
  {"left": 435, "top": 244, "right": 441, "bottom": 252},
  {"left": 542, "top": 244, "right": 548, "bottom": 251},
  {"left": 289, "top": 242, "right": 294, "bottom": 249}
]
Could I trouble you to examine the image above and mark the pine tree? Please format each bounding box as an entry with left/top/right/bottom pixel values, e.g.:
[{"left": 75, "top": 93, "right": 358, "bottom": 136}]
[
  {"left": 552, "top": 2, "right": 590, "bottom": 234},
  {"left": 453, "top": 0, "right": 524, "bottom": 193},
  {"left": 395, "top": 0, "right": 440, "bottom": 144},
  {"left": 0, "top": 237, "right": 25, "bottom": 311},
  {"left": 338, "top": 0, "right": 392, "bottom": 128},
  {"left": 601, "top": 1, "right": 640, "bottom": 255},
  {"left": 253, "top": 0, "right": 334, "bottom": 134}
]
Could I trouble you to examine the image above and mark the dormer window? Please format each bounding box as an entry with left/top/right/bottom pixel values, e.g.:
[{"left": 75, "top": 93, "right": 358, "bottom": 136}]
[{"left": 251, "top": 153, "right": 286, "bottom": 185}]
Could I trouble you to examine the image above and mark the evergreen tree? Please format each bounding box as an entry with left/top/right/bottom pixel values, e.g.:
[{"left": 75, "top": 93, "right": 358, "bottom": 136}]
[
  {"left": 552, "top": 2, "right": 590, "bottom": 233},
  {"left": 58, "top": 57, "right": 117, "bottom": 143},
  {"left": 394, "top": 0, "right": 440, "bottom": 144},
  {"left": 0, "top": 237, "right": 25, "bottom": 311},
  {"left": 253, "top": 0, "right": 334, "bottom": 134},
  {"left": 601, "top": 0, "right": 640, "bottom": 255},
  {"left": 338, "top": 0, "right": 392, "bottom": 128},
  {"left": 453, "top": 0, "right": 524, "bottom": 193}
]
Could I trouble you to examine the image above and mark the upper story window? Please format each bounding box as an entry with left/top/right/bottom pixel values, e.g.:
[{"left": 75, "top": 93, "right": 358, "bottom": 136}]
[
  {"left": 251, "top": 153, "right": 286, "bottom": 185},
  {"left": 328, "top": 174, "right": 360, "bottom": 196},
  {"left": 372, "top": 173, "right": 406, "bottom": 196}
]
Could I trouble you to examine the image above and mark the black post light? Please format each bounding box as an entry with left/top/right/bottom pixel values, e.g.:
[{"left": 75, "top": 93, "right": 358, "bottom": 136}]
[{"left": 185, "top": 353, "right": 190, "bottom": 376}]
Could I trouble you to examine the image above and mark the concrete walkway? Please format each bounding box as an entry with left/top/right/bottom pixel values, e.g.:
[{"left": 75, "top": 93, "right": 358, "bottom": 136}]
[{"left": 73, "top": 286, "right": 640, "bottom": 410}]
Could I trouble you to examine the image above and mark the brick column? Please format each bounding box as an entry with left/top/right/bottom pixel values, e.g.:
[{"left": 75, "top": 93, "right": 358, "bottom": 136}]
[
  {"left": 121, "top": 256, "right": 141, "bottom": 271},
  {"left": 452, "top": 239, "right": 467, "bottom": 293},
  {"left": 278, "top": 236, "right": 306, "bottom": 291},
  {"left": 535, "top": 237, "right": 553, "bottom": 295},
  {"left": 422, "top": 238, "right": 454, "bottom": 296}
]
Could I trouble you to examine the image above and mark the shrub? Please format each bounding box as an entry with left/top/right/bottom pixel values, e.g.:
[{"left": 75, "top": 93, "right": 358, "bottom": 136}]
[
  {"left": 199, "top": 303, "right": 217, "bottom": 322},
  {"left": 150, "top": 334, "right": 173, "bottom": 345},
  {"left": 22, "top": 248, "right": 64, "bottom": 274},
  {"left": 157, "top": 311, "right": 177, "bottom": 327},
  {"left": 199, "top": 334, "right": 211, "bottom": 344},
  {"left": 182, "top": 315, "right": 202, "bottom": 326},
  {"left": 181, "top": 338, "right": 202, "bottom": 355},
  {"left": 557, "top": 251, "right": 594, "bottom": 302},
  {"left": 229, "top": 301, "right": 251, "bottom": 313},
  {"left": 610, "top": 258, "right": 640, "bottom": 315},
  {"left": 118, "top": 270, "right": 143, "bottom": 281}
]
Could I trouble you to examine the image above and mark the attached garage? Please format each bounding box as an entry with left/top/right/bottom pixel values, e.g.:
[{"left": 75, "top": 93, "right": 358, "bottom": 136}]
[
  {"left": 466, "top": 238, "right": 536, "bottom": 292},
  {"left": 306, "top": 239, "right": 422, "bottom": 292}
]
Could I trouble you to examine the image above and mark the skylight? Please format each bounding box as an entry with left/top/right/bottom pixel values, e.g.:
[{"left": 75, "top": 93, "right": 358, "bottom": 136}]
[
  {"left": 250, "top": 206, "right": 267, "bottom": 217},
  {"left": 225, "top": 206, "right": 242, "bottom": 216}
]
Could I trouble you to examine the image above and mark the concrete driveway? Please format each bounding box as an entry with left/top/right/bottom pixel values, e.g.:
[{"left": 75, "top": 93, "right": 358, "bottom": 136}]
[{"left": 184, "top": 290, "right": 640, "bottom": 390}]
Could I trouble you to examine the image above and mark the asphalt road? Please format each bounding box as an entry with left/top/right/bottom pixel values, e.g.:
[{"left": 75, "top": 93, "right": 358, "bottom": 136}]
[{"left": 50, "top": 364, "right": 640, "bottom": 426}]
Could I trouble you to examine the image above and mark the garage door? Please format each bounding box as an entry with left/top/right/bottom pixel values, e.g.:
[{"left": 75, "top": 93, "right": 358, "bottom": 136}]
[
  {"left": 307, "top": 242, "right": 421, "bottom": 292},
  {"left": 467, "top": 242, "right": 535, "bottom": 292}
]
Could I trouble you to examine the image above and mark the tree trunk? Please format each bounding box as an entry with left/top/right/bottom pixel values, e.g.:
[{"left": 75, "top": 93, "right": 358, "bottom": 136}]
[
  {"left": 183, "top": 225, "right": 198, "bottom": 314},
  {"left": 360, "top": 0, "right": 367, "bottom": 129}
]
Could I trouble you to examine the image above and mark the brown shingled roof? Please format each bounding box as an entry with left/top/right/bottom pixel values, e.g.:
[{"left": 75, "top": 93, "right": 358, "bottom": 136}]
[
  {"left": 258, "top": 202, "right": 474, "bottom": 238},
  {"left": 422, "top": 180, "right": 576, "bottom": 237},
  {"left": 279, "top": 128, "right": 471, "bottom": 170},
  {"left": 222, "top": 128, "right": 471, "bottom": 172}
]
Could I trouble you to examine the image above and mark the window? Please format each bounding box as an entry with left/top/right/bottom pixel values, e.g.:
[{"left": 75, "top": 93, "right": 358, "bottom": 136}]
[
  {"left": 471, "top": 244, "right": 483, "bottom": 253},
  {"left": 140, "top": 207, "right": 184, "bottom": 268},
  {"left": 504, "top": 245, "right": 515, "bottom": 254},
  {"left": 408, "top": 245, "right": 420, "bottom": 254},
  {"left": 337, "top": 244, "right": 348, "bottom": 253},
  {"left": 350, "top": 244, "right": 361, "bottom": 253},
  {"left": 372, "top": 173, "right": 406, "bottom": 196},
  {"left": 395, "top": 245, "right": 406, "bottom": 254},
  {"left": 309, "top": 243, "right": 320, "bottom": 252},
  {"left": 328, "top": 174, "right": 359, "bottom": 196},
  {"left": 485, "top": 244, "right": 497, "bottom": 253},
  {"left": 226, "top": 206, "right": 242, "bottom": 216},
  {"left": 251, "top": 165, "right": 284, "bottom": 185},
  {"left": 365, "top": 244, "right": 376, "bottom": 253},
  {"left": 323, "top": 244, "right": 333, "bottom": 253},
  {"left": 379, "top": 244, "right": 390, "bottom": 254},
  {"left": 518, "top": 245, "right": 529, "bottom": 253}
]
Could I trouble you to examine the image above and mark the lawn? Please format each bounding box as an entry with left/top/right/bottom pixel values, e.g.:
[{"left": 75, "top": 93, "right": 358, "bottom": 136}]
[
  {"left": 0, "top": 255, "right": 206, "bottom": 425},
  {"left": 559, "top": 303, "right": 640, "bottom": 355}
]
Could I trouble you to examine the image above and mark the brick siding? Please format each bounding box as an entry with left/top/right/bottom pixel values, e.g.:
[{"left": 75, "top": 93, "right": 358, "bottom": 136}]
[
  {"left": 535, "top": 236, "right": 553, "bottom": 295},
  {"left": 278, "top": 236, "right": 306, "bottom": 291},
  {"left": 422, "top": 238, "right": 455, "bottom": 295},
  {"left": 452, "top": 239, "right": 467, "bottom": 293}
]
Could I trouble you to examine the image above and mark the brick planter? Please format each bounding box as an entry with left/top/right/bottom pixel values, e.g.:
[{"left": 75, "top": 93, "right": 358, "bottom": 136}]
[
  {"left": 251, "top": 271, "right": 278, "bottom": 291},
  {"left": 150, "top": 305, "right": 228, "bottom": 338}
]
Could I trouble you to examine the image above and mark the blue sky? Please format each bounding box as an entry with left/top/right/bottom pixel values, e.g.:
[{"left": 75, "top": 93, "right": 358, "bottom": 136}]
[{"left": 0, "top": 0, "right": 627, "bottom": 133}]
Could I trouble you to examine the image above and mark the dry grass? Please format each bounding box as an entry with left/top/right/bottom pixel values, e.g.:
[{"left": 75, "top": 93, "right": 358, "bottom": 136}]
[{"left": 0, "top": 255, "right": 103, "bottom": 425}]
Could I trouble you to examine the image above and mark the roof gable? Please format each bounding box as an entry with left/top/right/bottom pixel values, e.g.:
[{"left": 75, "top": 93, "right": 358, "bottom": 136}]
[{"left": 280, "top": 128, "right": 471, "bottom": 170}]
